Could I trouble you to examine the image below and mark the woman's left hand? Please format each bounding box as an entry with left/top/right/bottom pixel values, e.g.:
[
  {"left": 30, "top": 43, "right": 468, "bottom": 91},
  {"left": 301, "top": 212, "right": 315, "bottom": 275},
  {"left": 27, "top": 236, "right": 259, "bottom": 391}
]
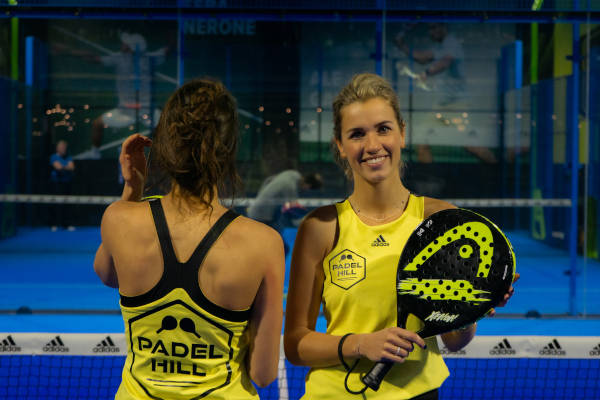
[
  {"left": 119, "top": 133, "right": 152, "bottom": 201},
  {"left": 488, "top": 272, "right": 520, "bottom": 317}
]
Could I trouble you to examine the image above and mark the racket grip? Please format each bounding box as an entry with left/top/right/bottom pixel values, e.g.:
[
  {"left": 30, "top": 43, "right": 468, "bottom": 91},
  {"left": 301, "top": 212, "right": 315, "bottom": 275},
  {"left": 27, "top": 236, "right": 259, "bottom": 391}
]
[{"left": 361, "top": 361, "right": 393, "bottom": 391}]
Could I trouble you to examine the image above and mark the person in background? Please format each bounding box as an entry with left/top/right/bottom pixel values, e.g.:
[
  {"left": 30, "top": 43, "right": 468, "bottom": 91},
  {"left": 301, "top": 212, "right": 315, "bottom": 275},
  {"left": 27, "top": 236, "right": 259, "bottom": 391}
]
[
  {"left": 247, "top": 170, "right": 322, "bottom": 253},
  {"left": 49, "top": 140, "right": 75, "bottom": 231},
  {"left": 395, "top": 23, "right": 497, "bottom": 164}
]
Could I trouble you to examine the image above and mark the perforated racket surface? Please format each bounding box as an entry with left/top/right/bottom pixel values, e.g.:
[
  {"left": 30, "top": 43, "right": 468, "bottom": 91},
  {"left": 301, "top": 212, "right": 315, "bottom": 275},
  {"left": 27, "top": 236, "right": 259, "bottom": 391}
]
[{"left": 361, "top": 208, "right": 515, "bottom": 391}]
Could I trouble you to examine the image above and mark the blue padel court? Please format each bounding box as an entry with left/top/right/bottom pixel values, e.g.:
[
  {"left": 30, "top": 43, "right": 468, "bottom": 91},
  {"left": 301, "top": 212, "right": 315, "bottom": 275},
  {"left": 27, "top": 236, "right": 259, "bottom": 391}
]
[{"left": 1, "top": 226, "right": 599, "bottom": 334}]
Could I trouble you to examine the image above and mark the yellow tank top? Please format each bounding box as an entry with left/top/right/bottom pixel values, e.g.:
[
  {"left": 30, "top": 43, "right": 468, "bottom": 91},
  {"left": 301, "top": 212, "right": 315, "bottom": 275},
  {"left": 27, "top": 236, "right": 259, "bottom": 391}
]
[
  {"left": 303, "top": 195, "right": 449, "bottom": 399},
  {"left": 115, "top": 200, "right": 258, "bottom": 400}
]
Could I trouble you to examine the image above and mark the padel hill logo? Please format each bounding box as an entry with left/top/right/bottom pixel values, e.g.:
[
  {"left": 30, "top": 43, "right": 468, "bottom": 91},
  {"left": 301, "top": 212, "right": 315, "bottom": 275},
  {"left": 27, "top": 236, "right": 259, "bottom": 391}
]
[
  {"left": 328, "top": 249, "right": 366, "bottom": 290},
  {"left": 127, "top": 300, "right": 234, "bottom": 399},
  {"left": 43, "top": 335, "right": 69, "bottom": 353},
  {"left": 93, "top": 336, "right": 120, "bottom": 353},
  {"left": 489, "top": 338, "right": 516, "bottom": 355},
  {"left": 539, "top": 339, "right": 566, "bottom": 356},
  {"left": 371, "top": 235, "right": 390, "bottom": 247},
  {"left": 590, "top": 344, "right": 600, "bottom": 356},
  {"left": 0, "top": 335, "right": 21, "bottom": 353}
]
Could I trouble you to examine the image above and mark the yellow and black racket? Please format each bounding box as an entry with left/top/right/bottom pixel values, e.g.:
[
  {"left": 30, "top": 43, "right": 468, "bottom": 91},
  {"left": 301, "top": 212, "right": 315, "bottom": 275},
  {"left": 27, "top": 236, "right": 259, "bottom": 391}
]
[{"left": 361, "top": 208, "right": 516, "bottom": 392}]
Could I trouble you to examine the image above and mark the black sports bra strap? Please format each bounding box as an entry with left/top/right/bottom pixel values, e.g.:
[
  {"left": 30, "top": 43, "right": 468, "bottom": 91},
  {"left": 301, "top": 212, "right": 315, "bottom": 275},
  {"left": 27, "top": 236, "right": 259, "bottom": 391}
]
[
  {"left": 149, "top": 199, "right": 178, "bottom": 265},
  {"left": 185, "top": 210, "right": 239, "bottom": 269}
]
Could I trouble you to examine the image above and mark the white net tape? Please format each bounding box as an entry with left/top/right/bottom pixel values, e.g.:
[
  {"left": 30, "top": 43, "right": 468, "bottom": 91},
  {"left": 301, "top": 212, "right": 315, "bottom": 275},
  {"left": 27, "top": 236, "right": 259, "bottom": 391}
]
[{"left": 0, "top": 194, "right": 572, "bottom": 208}]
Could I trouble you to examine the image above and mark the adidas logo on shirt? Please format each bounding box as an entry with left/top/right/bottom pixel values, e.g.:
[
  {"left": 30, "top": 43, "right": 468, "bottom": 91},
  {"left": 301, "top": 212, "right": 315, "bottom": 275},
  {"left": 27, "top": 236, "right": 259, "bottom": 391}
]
[
  {"left": 489, "top": 338, "right": 516, "bottom": 355},
  {"left": 539, "top": 339, "right": 566, "bottom": 356},
  {"left": 0, "top": 335, "right": 21, "bottom": 352},
  {"left": 371, "top": 235, "right": 390, "bottom": 247},
  {"left": 590, "top": 344, "right": 600, "bottom": 356},
  {"left": 93, "top": 336, "right": 120, "bottom": 353},
  {"left": 43, "top": 335, "right": 69, "bottom": 353}
]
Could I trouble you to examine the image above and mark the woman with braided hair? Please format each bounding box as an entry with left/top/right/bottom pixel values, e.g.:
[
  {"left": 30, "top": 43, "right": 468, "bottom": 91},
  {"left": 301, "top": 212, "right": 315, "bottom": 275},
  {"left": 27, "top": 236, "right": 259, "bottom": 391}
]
[{"left": 94, "top": 78, "right": 284, "bottom": 399}]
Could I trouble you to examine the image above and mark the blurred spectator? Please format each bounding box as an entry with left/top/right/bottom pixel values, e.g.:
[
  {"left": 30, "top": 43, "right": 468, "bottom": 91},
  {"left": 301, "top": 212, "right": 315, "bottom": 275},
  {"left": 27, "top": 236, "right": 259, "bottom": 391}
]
[
  {"left": 49, "top": 140, "right": 75, "bottom": 231},
  {"left": 56, "top": 31, "right": 168, "bottom": 158},
  {"left": 248, "top": 170, "right": 322, "bottom": 252},
  {"left": 395, "top": 23, "right": 497, "bottom": 164}
]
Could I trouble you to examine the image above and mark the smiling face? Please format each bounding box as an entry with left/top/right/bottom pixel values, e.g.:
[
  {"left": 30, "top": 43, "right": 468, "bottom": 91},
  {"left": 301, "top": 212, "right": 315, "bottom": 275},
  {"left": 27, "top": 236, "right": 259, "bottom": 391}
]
[{"left": 336, "top": 97, "right": 405, "bottom": 185}]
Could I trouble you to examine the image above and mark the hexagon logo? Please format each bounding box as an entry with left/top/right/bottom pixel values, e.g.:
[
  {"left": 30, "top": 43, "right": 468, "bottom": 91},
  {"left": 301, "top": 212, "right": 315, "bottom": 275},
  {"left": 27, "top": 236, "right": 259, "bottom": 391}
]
[
  {"left": 328, "top": 249, "right": 366, "bottom": 290},
  {"left": 126, "top": 300, "right": 234, "bottom": 399}
]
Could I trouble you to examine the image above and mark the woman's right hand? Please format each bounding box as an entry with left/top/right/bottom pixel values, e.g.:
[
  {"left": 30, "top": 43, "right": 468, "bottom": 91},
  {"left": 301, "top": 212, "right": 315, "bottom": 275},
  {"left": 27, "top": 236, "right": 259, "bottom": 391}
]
[{"left": 355, "top": 327, "right": 426, "bottom": 363}]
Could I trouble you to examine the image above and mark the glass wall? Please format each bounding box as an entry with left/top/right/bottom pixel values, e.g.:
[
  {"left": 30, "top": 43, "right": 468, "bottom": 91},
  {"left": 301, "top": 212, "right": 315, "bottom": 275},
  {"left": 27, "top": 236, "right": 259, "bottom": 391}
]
[{"left": 0, "top": 2, "right": 598, "bottom": 315}]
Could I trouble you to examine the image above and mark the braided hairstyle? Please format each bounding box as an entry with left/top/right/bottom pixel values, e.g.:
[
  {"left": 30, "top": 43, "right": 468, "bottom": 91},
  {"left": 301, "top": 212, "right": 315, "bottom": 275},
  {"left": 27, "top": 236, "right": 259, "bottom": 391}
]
[{"left": 152, "top": 78, "right": 240, "bottom": 210}]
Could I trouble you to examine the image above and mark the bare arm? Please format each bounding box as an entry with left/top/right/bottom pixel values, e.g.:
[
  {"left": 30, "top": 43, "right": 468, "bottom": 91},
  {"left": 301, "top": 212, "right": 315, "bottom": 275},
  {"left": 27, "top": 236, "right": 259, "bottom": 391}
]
[
  {"left": 94, "top": 204, "right": 120, "bottom": 288},
  {"left": 284, "top": 208, "right": 425, "bottom": 368},
  {"left": 94, "top": 134, "right": 151, "bottom": 287},
  {"left": 394, "top": 33, "right": 434, "bottom": 64},
  {"left": 247, "top": 229, "right": 285, "bottom": 387},
  {"left": 94, "top": 243, "right": 118, "bottom": 288},
  {"left": 52, "top": 160, "right": 63, "bottom": 170},
  {"left": 422, "top": 55, "right": 454, "bottom": 77}
]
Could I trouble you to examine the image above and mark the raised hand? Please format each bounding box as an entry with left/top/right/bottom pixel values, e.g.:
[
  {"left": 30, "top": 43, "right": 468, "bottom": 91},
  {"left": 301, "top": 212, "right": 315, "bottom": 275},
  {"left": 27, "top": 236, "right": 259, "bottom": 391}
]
[{"left": 119, "top": 133, "right": 152, "bottom": 201}]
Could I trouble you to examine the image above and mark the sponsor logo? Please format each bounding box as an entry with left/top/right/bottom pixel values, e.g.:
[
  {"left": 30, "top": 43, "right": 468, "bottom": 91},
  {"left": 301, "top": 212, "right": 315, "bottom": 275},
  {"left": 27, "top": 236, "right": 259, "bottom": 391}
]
[
  {"left": 439, "top": 346, "right": 466, "bottom": 356},
  {"left": 127, "top": 300, "right": 234, "bottom": 398},
  {"left": 93, "top": 336, "right": 120, "bottom": 353},
  {"left": 371, "top": 235, "right": 390, "bottom": 247},
  {"left": 0, "top": 335, "right": 21, "bottom": 353},
  {"left": 539, "top": 339, "right": 566, "bottom": 356},
  {"left": 328, "top": 249, "right": 366, "bottom": 290},
  {"left": 590, "top": 344, "right": 600, "bottom": 357},
  {"left": 43, "top": 336, "right": 69, "bottom": 353},
  {"left": 424, "top": 311, "right": 459, "bottom": 323},
  {"left": 489, "top": 338, "right": 516, "bottom": 355}
]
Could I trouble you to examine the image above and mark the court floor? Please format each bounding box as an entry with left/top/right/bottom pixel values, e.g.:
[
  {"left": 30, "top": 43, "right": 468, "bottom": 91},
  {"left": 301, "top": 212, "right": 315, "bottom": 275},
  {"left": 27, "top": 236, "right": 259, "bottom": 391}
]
[{"left": 0, "top": 226, "right": 599, "bottom": 334}]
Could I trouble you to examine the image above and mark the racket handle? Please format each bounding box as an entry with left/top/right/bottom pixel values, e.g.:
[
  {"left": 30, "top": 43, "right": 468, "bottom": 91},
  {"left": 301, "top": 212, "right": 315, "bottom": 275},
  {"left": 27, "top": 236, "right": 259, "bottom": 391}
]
[{"left": 361, "top": 361, "right": 393, "bottom": 391}]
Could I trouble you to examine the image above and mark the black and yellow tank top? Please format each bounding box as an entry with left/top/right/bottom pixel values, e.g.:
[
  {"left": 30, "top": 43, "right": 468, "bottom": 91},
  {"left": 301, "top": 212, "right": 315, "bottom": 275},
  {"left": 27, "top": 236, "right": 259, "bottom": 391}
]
[
  {"left": 303, "top": 194, "right": 449, "bottom": 399},
  {"left": 115, "top": 200, "right": 258, "bottom": 400}
]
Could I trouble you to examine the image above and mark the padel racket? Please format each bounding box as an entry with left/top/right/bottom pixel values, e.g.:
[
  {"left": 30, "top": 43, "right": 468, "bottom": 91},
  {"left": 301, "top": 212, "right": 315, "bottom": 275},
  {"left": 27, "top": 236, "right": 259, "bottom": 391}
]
[{"left": 360, "top": 208, "right": 516, "bottom": 392}]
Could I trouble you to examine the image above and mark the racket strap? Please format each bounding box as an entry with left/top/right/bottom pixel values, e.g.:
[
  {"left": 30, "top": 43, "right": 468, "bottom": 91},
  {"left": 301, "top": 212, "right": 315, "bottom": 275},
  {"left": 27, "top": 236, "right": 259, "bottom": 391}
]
[{"left": 338, "top": 333, "right": 367, "bottom": 395}]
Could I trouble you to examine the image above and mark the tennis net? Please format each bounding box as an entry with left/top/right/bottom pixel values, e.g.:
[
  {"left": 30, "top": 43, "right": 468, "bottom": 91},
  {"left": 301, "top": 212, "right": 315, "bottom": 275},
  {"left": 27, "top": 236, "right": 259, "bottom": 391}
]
[{"left": 1, "top": 333, "right": 599, "bottom": 400}]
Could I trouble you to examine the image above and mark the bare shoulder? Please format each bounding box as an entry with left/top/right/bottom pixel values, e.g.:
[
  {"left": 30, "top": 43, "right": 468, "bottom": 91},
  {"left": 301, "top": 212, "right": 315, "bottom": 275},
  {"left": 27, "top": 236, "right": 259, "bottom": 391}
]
[
  {"left": 423, "top": 197, "right": 457, "bottom": 218},
  {"left": 102, "top": 200, "right": 148, "bottom": 227},
  {"left": 231, "top": 215, "right": 284, "bottom": 246},
  {"left": 295, "top": 204, "right": 338, "bottom": 253},
  {"left": 300, "top": 204, "right": 337, "bottom": 234}
]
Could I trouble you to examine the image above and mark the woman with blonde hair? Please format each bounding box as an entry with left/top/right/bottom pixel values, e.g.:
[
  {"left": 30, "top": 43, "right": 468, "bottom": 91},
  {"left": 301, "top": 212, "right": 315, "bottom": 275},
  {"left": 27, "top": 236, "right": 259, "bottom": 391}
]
[{"left": 284, "top": 73, "right": 516, "bottom": 399}]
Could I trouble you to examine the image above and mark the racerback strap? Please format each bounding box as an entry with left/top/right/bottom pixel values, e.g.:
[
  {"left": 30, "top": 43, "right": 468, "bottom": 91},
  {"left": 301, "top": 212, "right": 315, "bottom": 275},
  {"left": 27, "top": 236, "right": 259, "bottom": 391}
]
[{"left": 121, "top": 199, "right": 247, "bottom": 322}]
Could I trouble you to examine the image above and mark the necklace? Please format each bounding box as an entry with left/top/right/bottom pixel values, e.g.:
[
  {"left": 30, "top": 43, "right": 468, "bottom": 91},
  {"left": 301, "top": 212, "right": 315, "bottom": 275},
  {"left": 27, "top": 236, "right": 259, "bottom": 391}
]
[{"left": 349, "top": 192, "right": 410, "bottom": 223}]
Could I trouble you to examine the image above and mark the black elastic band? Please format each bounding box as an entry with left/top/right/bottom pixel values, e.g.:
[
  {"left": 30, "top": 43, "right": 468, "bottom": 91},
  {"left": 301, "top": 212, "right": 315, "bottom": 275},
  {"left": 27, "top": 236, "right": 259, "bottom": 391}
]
[
  {"left": 338, "top": 333, "right": 366, "bottom": 395},
  {"left": 338, "top": 333, "right": 354, "bottom": 371}
]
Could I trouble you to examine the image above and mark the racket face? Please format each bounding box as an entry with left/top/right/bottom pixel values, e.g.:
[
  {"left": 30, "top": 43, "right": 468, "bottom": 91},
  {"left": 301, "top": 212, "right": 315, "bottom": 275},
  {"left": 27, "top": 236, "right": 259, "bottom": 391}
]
[{"left": 396, "top": 208, "right": 515, "bottom": 338}]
